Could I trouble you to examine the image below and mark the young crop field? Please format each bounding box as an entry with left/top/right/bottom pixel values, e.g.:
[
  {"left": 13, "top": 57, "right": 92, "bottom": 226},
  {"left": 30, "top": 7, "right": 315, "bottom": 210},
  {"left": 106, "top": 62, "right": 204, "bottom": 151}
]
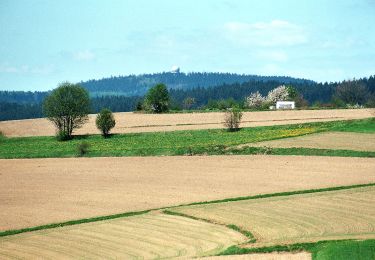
[
  {"left": 0, "top": 108, "right": 373, "bottom": 137},
  {"left": 2, "top": 155, "right": 375, "bottom": 231},
  {"left": 170, "top": 186, "right": 375, "bottom": 248},
  {"left": 250, "top": 132, "right": 375, "bottom": 152},
  {"left": 0, "top": 213, "right": 246, "bottom": 259}
]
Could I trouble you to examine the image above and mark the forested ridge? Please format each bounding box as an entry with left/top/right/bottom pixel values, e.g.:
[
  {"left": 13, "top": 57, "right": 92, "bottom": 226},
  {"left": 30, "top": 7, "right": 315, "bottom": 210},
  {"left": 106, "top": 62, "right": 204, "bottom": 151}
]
[
  {"left": 80, "top": 72, "right": 314, "bottom": 96},
  {"left": 1, "top": 72, "right": 374, "bottom": 121}
]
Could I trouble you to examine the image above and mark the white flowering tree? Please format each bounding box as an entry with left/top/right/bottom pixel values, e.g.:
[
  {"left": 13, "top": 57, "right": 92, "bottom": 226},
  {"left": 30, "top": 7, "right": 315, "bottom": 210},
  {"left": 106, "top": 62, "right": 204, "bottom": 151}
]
[
  {"left": 246, "top": 91, "right": 266, "bottom": 109},
  {"left": 266, "top": 85, "right": 289, "bottom": 105}
]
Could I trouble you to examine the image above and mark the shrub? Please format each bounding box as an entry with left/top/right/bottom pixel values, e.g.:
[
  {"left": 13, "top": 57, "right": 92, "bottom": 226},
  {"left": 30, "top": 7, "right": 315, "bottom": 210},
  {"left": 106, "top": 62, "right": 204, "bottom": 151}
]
[
  {"left": 223, "top": 107, "right": 243, "bottom": 131},
  {"left": 96, "top": 108, "right": 116, "bottom": 137},
  {"left": 56, "top": 130, "right": 71, "bottom": 141},
  {"left": 77, "top": 142, "right": 90, "bottom": 157}
]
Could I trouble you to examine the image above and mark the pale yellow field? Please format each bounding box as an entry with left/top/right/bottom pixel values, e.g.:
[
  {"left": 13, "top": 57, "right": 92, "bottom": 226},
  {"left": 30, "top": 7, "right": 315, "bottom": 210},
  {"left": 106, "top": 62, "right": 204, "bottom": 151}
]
[
  {"left": 249, "top": 132, "right": 375, "bottom": 152},
  {"left": 0, "top": 109, "right": 373, "bottom": 137},
  {"left": 0, "top": 212, "right": 246, "bottom": 259},
  {"left": 1, "top": 155, "right": 375, "bottom": 231},
  {"left": 172, "top": 186, "right": 375, "bottom": 248}
]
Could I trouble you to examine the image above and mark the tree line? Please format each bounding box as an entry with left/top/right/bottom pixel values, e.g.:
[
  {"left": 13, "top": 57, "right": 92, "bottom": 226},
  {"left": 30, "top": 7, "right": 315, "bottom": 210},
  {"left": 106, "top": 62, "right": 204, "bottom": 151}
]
[
  {"left": 1, "top": 75, "right": 375, "bottom": 121},
  {"left": 80, "top": 71, "right": 313, "bottom": 96}
]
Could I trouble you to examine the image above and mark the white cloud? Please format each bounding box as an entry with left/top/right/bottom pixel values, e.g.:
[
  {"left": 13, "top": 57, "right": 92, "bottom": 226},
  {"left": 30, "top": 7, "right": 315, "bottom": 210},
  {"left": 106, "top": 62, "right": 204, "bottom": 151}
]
[
  {"left": 73, "top": 50, "right": 95, "bottom": 61},
  {"left": 224, "top": 20, "right": 307, "bottom": 47},
  {"left": 0, "top": 64, "right": 19, "bottom": 73},
  {"left": 0, "top": 63, "right": 54, "bottom": 74}
]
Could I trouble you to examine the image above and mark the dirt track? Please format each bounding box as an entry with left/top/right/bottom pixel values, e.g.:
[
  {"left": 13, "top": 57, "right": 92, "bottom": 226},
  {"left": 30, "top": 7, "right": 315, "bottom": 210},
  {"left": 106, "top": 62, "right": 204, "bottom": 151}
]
[
  {"left": 250, "top": 132, "right": 375, "bottom": 152},
  {"left": 1, "top": 155, "right": 375, "bottom": 231},
  {"left": 0, "top": 109, "right": 373, "bottom": 137}
]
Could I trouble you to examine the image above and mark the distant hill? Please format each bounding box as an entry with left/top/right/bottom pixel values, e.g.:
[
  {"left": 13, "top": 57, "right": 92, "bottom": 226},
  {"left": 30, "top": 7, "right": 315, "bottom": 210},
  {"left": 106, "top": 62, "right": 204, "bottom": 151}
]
[
  {"left": 80, "top": 72, "right": 315, "bottom": 97},
  {"left": 0, "top": 72, "right": 374, "bottom": 121}
]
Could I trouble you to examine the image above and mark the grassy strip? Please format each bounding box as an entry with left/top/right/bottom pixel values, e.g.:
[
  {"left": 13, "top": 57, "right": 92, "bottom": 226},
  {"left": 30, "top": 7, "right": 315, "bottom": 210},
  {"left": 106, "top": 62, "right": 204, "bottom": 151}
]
[
  {"left": 218, "top": 239, "right": 375, "bottom": 260},
  {"left": 226, "top": 224, "right": 256, "bottom": 243},
  {"left": 1, "top": 118, "right": 374, "bottom": 159},
  {"left": 1, "top": 183, "right": 374, "bottom": 238},
  {"left": 0, "top": 210, "right": 150, "bottom": 238},
  {"left": 163, "top": 210, "right": 256, "bottom": 243},
  {"left": 180, "top": 182, "right": 375, "bottom": 207}
]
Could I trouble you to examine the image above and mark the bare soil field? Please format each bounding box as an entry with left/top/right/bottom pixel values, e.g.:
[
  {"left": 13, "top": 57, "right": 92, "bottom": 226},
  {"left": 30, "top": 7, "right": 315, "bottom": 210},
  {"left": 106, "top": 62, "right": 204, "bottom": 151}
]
[
  {"left": 0, "top": 109, "right": 373, "bottom": 137},
  {"left": 250, "top": 132, "right": 375, "bottom": 152},
  {"left": 1, "top": 155, "right": 375, "bottom": 231},
  {"left": 172, "top": 186, "right": 375, "bottom": 248},
  {"left": 0, "top": 213, "right": 246, "bottom": 259}
]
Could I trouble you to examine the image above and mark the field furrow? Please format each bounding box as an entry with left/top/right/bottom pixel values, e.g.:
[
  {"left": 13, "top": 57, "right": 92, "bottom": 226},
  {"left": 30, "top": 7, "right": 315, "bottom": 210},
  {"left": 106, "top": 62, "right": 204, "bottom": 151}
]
[
  {"left": 250, "top": 132, "right": 375, "bottom": 151},
  {"left": 171, "top": 186, "right": 375, "bottom": 248},
  {"left": 0, "top": 213, "right": 246, "bottom": 259},
  {"left": 1, "top": 155, "right": 375, "bottom": 231}
]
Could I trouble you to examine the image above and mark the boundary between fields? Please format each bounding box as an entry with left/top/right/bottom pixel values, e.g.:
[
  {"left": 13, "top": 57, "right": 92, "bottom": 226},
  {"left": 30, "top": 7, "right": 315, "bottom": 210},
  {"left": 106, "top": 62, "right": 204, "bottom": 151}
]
[{"left": 1, "top": 182, "right": 374, "bottom": 238}]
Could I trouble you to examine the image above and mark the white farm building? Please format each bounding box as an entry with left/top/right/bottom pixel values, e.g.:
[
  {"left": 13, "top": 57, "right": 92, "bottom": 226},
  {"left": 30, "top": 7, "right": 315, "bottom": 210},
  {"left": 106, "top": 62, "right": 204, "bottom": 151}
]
[{"left": 276, "top": 101, "right": 295, "bottom": 110}]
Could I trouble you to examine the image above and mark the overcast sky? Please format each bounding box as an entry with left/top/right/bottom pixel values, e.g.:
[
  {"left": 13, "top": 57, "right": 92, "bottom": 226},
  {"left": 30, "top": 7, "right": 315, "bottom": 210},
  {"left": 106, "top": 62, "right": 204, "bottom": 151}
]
[{"left": 1, "top": 0, "right": 374, "bottom": 91}]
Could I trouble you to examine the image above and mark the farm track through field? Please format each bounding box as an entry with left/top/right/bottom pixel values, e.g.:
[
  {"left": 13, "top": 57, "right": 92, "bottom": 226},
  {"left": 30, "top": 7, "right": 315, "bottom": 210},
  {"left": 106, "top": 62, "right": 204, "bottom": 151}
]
[
  {"left": 0, "top": 109, "right": 373, "bottom": 137},
  {"left": 247, "top": 132, "right": 375, "bottom": 152},
  {"left": 0, "top": 213, "right": 246, "bottom": 259},
  {"left": 171, "top": 186, "right": 375, "bottom": 248},
  {"left": 1, "top": 155, "right": 375, "bottom": 231}
]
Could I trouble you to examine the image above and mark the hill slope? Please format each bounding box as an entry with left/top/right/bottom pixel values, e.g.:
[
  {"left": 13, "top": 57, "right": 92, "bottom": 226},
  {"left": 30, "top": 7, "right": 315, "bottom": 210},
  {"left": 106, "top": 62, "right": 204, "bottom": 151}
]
[{"left": 80, "top": 72, "right": 314, "bottom": 96}]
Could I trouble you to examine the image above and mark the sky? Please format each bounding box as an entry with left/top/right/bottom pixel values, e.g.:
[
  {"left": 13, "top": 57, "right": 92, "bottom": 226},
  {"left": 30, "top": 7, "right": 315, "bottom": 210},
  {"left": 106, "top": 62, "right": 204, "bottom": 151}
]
[{"left": 0, "top": 0, "right": 375, "bottom": 91}]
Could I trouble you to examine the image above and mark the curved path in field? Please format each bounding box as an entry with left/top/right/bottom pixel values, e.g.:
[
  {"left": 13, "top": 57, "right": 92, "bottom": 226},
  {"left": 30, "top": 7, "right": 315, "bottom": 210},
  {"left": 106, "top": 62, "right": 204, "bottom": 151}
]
[{"left": 0, "top": 109, "right": 373, "bottom": 137}]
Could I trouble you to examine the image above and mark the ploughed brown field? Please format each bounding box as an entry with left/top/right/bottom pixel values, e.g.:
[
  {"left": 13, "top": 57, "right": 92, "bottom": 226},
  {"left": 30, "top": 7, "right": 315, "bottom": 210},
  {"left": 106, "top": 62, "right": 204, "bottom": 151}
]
[
  {"left": 249, "top": 132, "right": 375, "bottom": 152},
  {"left": 1, "top": 155, "right": 375, "bottom": 231},
  {"left": 0, "top": 108, "right": 373, "bottom": 137}
]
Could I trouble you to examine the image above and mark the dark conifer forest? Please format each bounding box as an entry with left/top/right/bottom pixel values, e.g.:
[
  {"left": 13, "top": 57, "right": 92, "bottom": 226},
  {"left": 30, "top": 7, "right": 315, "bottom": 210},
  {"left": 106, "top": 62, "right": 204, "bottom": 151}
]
[{"left": 1, "top": 72, "right": 374, "bottom": 121}]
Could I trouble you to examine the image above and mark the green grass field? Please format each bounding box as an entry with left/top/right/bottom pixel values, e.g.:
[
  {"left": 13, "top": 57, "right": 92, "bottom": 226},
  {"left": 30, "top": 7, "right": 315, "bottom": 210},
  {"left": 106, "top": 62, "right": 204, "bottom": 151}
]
[
  {"left": 1, "top": 118, "right": 374, "bottom": 159},
  {"left": 220, "top": 240, "right": 375, "bottom": 260}
]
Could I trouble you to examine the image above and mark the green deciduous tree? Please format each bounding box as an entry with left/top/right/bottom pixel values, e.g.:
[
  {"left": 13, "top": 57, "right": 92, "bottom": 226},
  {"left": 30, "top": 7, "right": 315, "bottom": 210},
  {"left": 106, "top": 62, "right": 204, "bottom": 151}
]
[
  {"left": 144, "top": 83, "right": 170, "bottom": 113},
  {"left": 43, "top": 82, "right": 91, "bottom": 140},
  {"left": 96, "top": 108, "right": 116, "bottom": 137}
]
